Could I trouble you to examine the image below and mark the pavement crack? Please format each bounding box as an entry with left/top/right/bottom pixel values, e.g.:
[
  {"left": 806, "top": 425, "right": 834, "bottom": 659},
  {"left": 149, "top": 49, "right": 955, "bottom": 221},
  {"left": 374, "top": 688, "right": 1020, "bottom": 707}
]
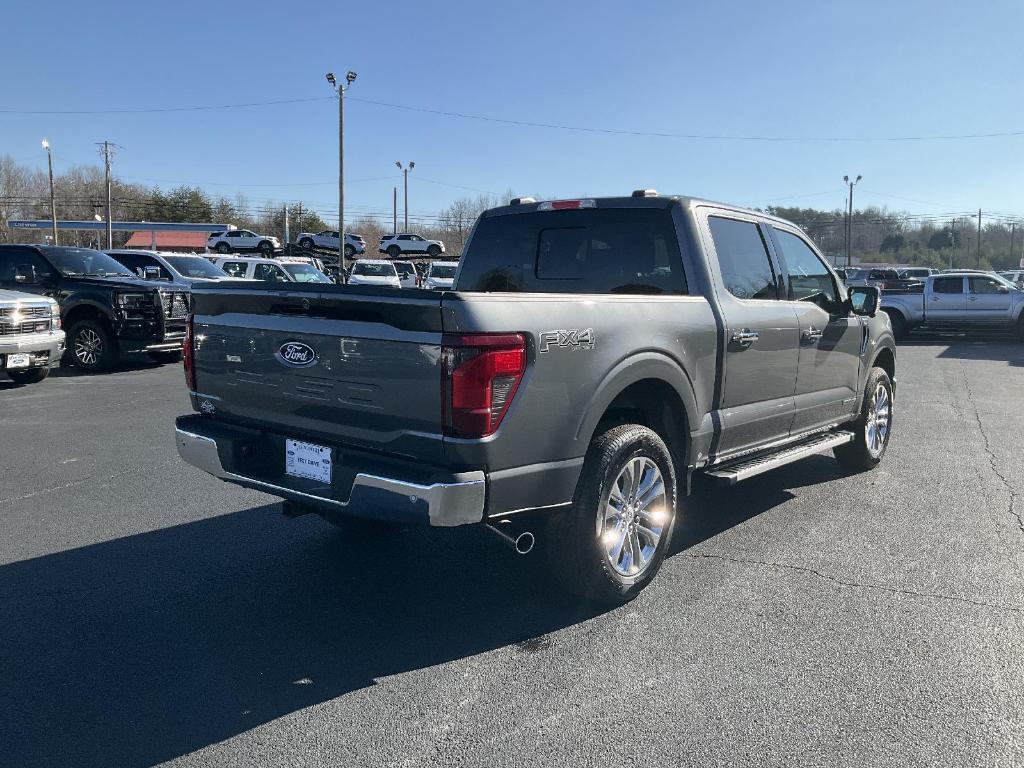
[
  {"left": 0, "top": 476, "right": 106, "bottom": 506},
  {"left": 959, "top": 363, "right": 1024, "bottom": 536},
  {"left": 692, "top": 552, "right": 1024, "bottom": 615}
]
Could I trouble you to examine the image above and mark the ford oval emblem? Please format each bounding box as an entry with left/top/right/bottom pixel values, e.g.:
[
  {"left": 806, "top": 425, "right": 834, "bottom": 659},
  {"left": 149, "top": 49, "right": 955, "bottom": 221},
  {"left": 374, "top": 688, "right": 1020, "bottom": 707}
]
[{"left": 275, "top": 341, "right": 318, "bottom": 368}]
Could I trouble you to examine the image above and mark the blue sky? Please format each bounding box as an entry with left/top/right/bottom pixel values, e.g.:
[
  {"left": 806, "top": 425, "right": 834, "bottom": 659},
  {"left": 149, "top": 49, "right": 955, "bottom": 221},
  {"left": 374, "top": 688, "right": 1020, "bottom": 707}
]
[{"left": 3, "top": 0, "right": 1023, "bottom": 227}]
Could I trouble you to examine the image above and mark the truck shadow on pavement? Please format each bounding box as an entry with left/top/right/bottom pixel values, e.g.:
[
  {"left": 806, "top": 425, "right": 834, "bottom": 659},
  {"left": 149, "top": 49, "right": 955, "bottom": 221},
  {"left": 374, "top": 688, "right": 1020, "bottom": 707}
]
[{"left": 1, "top": 458, "right": 845, "bottom": 767}]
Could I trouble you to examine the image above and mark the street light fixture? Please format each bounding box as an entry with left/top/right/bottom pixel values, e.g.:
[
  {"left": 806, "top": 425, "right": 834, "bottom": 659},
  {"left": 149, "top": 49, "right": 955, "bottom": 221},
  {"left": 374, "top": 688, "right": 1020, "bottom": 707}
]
[
  {"left": 843, "top": 174, "right": 862, "bottom": 268},
  {"left": 42, "top": 139, "right": 57, "bottom": 245},
  {"left": 396, "top": 161, "right": 415, "bottom": 232},
  {"left": 327, "top": 69, "right": 356, "bottom": 281}
]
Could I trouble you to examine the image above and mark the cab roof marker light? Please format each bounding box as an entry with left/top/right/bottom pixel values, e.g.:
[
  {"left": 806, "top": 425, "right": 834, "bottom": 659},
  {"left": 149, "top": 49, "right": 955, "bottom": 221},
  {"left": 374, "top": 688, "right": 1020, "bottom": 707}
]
[
  {"left": 536, "top": 199, "right": 597, "bottom": 211},
  {"left": 509, "top": 197, "right": 536, "bottom": 205},
  {"left": 632, "top": 189, "right": 659, "bottom": 198}
]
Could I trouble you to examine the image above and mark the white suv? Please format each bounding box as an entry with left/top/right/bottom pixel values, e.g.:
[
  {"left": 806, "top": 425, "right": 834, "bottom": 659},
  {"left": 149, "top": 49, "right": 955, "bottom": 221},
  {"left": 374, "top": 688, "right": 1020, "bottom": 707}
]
[
  {"left": 379, "top": 233, "right": 445, "bottom": 259},
  {"left": 296, "top": 230, "right": 365, "bottom": 257},
  {"left": 347, "top": 259, "right": 401, "bottom": 288},
  {"left": 423, "top": 260, "right": 459, "bottom": 290},
  {"left": 208, "top": 229, "right": 281, "bottom": 256}
]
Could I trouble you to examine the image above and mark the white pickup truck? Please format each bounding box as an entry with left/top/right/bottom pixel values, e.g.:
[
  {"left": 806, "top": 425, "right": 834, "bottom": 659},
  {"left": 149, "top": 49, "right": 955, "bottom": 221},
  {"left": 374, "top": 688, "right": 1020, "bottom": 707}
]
[{"left": 881, "top": 271, "right": 1024, "bottom": 339}]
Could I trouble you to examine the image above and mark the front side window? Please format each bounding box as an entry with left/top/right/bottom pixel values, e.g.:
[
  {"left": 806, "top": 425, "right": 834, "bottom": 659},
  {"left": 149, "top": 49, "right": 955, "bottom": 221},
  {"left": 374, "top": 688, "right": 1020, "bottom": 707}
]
[
  {"left": 708, "top": 217, "right": 777, "bottom": 300},
  {"left": 773, "top": 228, "right": 838, "bottom": 305},
  {"left": 221, "top": 261, "right": 247, "bottom": 277},
  {"left": 0, "top": 249, "right": 54, "bottom": 282},
  {"left": 969, "top": 276, "right": 1005, "bottom": 294},
  {"left": 933, "top": 277, "right": 963, "bottom": 294}
]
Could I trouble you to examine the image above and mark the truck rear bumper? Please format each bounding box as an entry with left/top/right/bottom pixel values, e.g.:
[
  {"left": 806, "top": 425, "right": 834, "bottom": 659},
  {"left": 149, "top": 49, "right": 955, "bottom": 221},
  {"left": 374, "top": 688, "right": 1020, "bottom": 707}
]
[{"left": 174, "top": 415, "right": 485, "bottom": 527}]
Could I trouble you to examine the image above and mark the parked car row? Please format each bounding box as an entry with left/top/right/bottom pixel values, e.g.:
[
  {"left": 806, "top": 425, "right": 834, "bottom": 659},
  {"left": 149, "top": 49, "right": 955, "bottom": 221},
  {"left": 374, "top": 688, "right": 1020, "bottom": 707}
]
[
  {"left": 346, "top": 259, "right": 459, "bottom": 289},
  {"left": 294, "top": 230, "right": 446, "bottom": 260}
]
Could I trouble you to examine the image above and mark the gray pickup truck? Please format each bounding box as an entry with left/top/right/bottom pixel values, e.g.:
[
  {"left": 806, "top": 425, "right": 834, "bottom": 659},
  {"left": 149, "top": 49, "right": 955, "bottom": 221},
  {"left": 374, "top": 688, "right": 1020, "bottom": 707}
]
[
  {"left": 175, "top": 192, "right": 896, "bottom": 603},
  {"left": 1, "top": 289, "right": 64, "bottom": 385},
  {"left": 881, "top": 271, "right": 1024, "bottom": 339}
]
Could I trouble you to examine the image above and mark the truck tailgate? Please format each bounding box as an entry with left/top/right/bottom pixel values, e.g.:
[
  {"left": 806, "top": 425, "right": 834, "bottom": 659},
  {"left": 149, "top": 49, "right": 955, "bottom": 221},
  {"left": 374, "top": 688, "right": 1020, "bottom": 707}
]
[{"left": 189, "top": 284, "right": 445, "bottom": 462}]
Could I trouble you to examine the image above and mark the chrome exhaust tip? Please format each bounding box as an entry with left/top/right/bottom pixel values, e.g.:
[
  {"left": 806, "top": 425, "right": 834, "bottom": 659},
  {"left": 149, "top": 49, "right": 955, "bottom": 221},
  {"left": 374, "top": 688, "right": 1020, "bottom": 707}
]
[{"left": 487, "top": 521, "right": 535, "bottom": 555}]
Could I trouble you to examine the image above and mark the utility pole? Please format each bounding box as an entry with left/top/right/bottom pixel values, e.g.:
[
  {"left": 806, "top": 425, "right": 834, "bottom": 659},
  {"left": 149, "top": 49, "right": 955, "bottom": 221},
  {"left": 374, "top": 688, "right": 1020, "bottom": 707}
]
[
  {"left": 41, "top": 139, "right": 57, "bottom": 245},
  {"left": 296, "top": 202, "right": 303, "bottom": 235},
  {"left": 392, "top": 187, "right": 397, "bottom": 234},
  {"left": 843, "top": 174, "right": 861, "bottom": 268},
  {"left": 976, "top": 208, "right": 982, "bottom": 267},
  {"left": 396, "top": 161, "right": 415, "bottom": 232},
  {"left": 326, "top": 70, "right": 357, "bottom": 282},
  {"left": 1010, "top": 222, "right": 1015, "bottom": 267},
  {"left": 948, "top": 220, "right": 956, "bottom": 271},
  {"left": 98, "top": 141, "right": 115, "bottom": 248},
  {"left": 283, "top": 203, "right": 290, "bottom": 247}
]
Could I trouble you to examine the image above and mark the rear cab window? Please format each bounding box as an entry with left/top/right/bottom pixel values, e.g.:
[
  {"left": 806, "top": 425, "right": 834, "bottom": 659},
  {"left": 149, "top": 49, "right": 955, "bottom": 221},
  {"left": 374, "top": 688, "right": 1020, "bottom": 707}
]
[{"left": 457, "top": 207, "right": 687, "bottom": 295}]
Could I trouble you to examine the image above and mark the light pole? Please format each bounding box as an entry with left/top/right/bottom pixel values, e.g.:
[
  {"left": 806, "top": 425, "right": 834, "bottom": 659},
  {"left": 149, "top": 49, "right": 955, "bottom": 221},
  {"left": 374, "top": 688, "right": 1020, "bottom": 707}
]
[
  {"left": 396, "top": 161, "right": 414, "bottom": 232},
  {"left": 843, "top": 174, "right": 862, "bottom": 268},
  {"left": 42, "top": 139, "right": 57, "bottom": 245},
  {"left": 326, "top": 70, "right": 357, "bottom": 281}
]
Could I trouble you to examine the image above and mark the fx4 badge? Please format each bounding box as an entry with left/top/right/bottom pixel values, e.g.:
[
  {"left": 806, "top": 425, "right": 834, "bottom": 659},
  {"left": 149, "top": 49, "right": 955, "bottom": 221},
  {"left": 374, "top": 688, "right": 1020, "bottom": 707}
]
[{"left": 539, "top": 328, "right": 595, "bottom": 353}]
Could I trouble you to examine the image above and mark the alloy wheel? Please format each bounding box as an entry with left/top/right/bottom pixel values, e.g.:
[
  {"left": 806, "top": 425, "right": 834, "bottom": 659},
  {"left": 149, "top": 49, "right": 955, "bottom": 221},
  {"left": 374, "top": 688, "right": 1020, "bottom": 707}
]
[
  {"left": 74, "top": 328, "right": 103, "bottom": 367},
  {"left": 865, "top": 383, "right": 891, "bottom": 457},
  {"left": 597, "top": 456, "right": 669, "bottom": 577}
]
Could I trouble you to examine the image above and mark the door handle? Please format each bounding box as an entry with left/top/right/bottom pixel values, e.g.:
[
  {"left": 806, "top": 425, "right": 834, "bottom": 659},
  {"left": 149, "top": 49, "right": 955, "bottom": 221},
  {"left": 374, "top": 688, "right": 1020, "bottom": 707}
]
[
  {"left": 801, "top": 327, "right": 823, "bottom": 343},
  {"left": 968, "top": 296, "right": 978, "bottom": 301},
  {"left": 730, "top": 329, "right": 759, "bottom": 346},
  {"left": 930, "top": 296, "right": 941, "bottom": 302}
]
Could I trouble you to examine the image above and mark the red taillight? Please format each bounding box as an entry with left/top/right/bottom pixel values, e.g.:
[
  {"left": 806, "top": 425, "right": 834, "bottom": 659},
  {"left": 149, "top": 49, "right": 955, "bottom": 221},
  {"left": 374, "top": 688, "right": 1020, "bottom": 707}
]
[
  {"left": 183, "top": 314, "right": 196, "bottom": 391},
  {"left": 537, "top": 199, "right": 596, "bottom": 211},
  {"left": 442, "top": 333, "right": 526, "bottom": 438}
]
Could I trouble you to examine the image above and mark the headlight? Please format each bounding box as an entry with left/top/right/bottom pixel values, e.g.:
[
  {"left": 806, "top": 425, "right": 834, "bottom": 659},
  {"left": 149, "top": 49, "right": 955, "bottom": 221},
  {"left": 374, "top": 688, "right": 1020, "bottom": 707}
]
[
  {"left": 50, "top": 303, "right": 61, "bottom": 330},
  {"left": 116, "top": 292, "right": 149, "bottom": 308}
]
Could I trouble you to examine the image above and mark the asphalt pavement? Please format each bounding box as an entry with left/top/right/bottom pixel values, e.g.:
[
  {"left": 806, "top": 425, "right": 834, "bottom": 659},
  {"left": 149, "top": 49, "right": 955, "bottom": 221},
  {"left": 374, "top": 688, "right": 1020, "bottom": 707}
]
[{"left": 1, "top": 341, "right": 1023, "bottom": 767}]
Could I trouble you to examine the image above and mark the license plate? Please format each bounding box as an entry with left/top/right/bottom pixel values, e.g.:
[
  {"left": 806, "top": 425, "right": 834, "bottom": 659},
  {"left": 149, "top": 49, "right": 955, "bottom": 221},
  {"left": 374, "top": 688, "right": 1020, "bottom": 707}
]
[
  {"left": 5, "top": 354, "right": 29, "bottom": 369},
  {"left": 285, "top": 439, "right": 332, "bottom": 483}
]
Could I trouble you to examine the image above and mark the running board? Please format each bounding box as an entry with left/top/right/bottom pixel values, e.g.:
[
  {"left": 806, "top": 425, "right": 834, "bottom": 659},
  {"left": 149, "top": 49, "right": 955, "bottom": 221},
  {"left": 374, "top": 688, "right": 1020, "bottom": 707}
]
[{"left": 704, "top": 430, "right": 854, "bottom": 486}]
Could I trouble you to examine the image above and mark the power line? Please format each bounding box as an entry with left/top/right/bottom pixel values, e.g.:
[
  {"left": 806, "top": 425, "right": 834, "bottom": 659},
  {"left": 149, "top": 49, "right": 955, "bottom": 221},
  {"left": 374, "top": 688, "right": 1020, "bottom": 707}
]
[{"left": 5, "top": 93, "right": 1024, "bottom": 143}]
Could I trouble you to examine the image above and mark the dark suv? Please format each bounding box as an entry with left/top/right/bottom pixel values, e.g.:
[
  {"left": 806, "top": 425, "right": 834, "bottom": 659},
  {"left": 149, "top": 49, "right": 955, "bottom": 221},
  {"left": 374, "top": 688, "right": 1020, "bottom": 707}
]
[{"left": 0, "top": 245, "right": 189, "bottom": 371}]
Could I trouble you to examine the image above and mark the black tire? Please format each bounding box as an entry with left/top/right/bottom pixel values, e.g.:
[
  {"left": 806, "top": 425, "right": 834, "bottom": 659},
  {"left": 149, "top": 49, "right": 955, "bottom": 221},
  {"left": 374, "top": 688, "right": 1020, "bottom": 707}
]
[
  {"left": 148, "top": 349, "right": 182, "bottom": 364},
  {"left": 545, "top": 424, "right": 678, "bottom": 605},
  {"left": 1016, "top": 316, "right": 1024, "bottom": 341},
  {"left": 6, "top": 367, "right": 49, "bottom": 385},
  {"left": 834, "top": 366, "right": 894, "bottom": 472},
  {"left": 884, "top": 310, "right": 908, "bottom": 341},
  {"left": 387, "top": 245, "right": 401, "bottom": 259},
  {"left": 299, "top": 237, "right": 314, "bottom": 250},
  {"left": 215, "top": 242, "right": 231, "bottom": 254},
  {"left": 427, "top": 244, "right": 441, "bottom": 258},
  {"left": 67, "top": 319, "right": 118, "bottom": 372},
  {"left": 344, "top": 244, "right": 355, "bottom": 258},
  {"left": 258, "top": 240, "right": 274, "bottom": 256}
]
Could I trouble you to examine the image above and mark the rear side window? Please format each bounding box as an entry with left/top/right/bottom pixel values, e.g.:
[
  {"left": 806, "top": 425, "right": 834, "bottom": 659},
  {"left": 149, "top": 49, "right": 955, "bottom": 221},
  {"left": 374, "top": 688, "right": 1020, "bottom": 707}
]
[
  {"left": 933, "top": 277, "right": 963, "bottom": 294},
  {"left": 221, "top": 261, "right": 247, "bottom": 277},
  {"left": 457, "top": 208, "right": 687, "bottom": 295},
  {"left": 708, "top": 217, "right": 777, "bottom": 300}
]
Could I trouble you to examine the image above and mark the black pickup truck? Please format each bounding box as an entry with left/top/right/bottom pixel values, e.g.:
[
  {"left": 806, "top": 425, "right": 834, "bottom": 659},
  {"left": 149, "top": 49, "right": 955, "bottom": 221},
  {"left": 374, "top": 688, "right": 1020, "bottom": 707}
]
[
  {"left": 0, "top": 245, "right": 189, "bottom": 371},
  {"left": 175, "top": 192, "right": 896, "bottom": 603}
]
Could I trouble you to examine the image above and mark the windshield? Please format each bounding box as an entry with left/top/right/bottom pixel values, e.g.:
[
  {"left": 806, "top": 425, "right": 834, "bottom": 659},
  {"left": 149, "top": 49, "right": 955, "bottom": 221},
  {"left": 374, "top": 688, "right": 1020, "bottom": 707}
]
[
  {"left": 164, "top": 256, "right": 228, "bottom": 279},
  {"left": 283, "top": 263, "right": 332, "bottom": 283},
  {"left": 990, "top": 273, "right": 1021, "bottom": 289},
  {"left": 353, "top": 263, "right": 397, "bottom": 277},
  {"left": 429, "top": 264, "right": 457, "bottom": 279},
  {"left": 41, "top": 247, "right": 135, "bottom": 278}
]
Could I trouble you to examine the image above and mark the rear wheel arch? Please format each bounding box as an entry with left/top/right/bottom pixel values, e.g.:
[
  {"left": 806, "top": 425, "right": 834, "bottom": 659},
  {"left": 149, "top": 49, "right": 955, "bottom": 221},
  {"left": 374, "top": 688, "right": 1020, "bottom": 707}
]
[{"left": 578, "top": 357, "right": 699, "bottom": 474}]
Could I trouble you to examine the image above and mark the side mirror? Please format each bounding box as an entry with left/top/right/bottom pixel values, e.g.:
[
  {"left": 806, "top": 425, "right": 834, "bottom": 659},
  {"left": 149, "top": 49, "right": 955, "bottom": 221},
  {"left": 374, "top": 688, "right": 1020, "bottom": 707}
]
[
  {"left": 848, "top": 285, "right": 880, "bottom": 317},
  {"left": 14, "top": 264, "right": 39, "bottom": 284},
  {"left": 997, "top": 285, "right": 1009, "bottom": 294},
  {"left": 143, "top": 266, "right": 163, "bottom": 281}
]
